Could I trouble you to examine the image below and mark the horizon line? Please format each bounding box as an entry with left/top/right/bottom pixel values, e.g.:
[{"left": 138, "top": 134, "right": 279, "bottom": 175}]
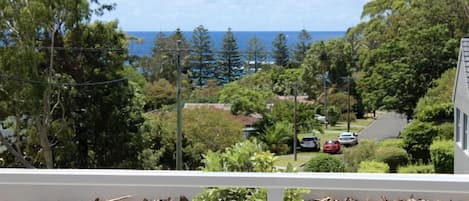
[{"left": 123, "top": 30, "right": 347, "bottom": 32}]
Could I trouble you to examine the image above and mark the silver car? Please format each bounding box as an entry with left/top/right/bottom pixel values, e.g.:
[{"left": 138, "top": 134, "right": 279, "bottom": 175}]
[
  {"left": 338, "top": 132, "right": 358, "bottom": 146},
  {"left": 300, "top": 136, "right": 321, "bottom": 151}
]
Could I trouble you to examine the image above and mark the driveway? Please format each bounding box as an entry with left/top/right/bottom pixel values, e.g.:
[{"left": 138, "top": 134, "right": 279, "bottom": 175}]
[{"left": 358, "top": 112, "right": 408, "bottom": 140}]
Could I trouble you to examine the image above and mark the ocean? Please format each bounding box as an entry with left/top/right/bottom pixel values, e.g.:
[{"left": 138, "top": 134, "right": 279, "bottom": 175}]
[{"left": 126, "top": 31, "right": 345, "bottom": 57}]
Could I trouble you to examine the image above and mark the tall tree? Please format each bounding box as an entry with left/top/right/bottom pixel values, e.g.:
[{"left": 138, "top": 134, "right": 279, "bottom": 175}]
[
  {"left": 272, "top": 33, "right": 289, "bottom": 66},
  {"left": 0, "top": 0, "right": 144, "bottom": 168},
  {"left": 219, "top": 28, "right": 242, "bottom": 83},
  {"left": 294, "top": 29, "right": 312, "bottom": 63},
  {"left": 353, "top": 0, "right": 468, "bottom": 117},
  {"left": 142, "top": 29, "right": 190, "bottom": 83},
  {"left": 191, "top": 25, "right": 215, "bottom": 87},
  {"left": 246, "top": 36, "right": 267, "bottom": 73}
]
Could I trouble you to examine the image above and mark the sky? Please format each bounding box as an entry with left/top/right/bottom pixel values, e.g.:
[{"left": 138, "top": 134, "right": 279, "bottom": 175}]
[{"left": 94, "top": 0, "right": 369, "bottom": 32}]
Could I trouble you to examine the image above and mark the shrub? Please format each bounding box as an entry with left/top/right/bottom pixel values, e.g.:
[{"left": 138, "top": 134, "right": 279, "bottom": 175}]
[
  {"left": 195, "top": 140, "right": 308, "bottom": 201},
  {"left": 358, "top": 161, "right": 389, "bottom": 173},
  {"left": 342, "top": 140, "right": 378, "bottom": 172},
  {"left": 415, "top": 102, "right": 453, "bottom": 123},
  {"left": 326, "top": 106, "right": 341, "bottom": 126},
  {"left": 262, "top": 121, "right": 293, "bottom": 154},
  {"left": 375, "top": 147, "right": 409, "bottom": 173},
  {"left": 304, "top": 154, "right": 345, "bottom": 172},
  {"left": 435, "top": 122, "right": 454, "bottom": 140},
  {"left": 340, "top": 112, "right": 357, "bottom": 123},
  {"left": 401, "top": 121, "right": 438, "bottom": 163},
  {"left": 430, "top": 140, "right": 454, "bottom": 173},
  {"left": 398, "top": 164, "right": 434, "bottom": 174},
  {"left": 379, "top": 138, "right": 405, "bottom": 149}
]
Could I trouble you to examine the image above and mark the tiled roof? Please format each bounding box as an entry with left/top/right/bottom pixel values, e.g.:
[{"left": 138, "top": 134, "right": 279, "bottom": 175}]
[{"left": 463, "top": 38, "right": 469, "bottom": 88}]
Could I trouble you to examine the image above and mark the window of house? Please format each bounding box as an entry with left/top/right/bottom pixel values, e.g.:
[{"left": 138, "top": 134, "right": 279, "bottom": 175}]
[
  {"left": 456, "top": 108, "right": 460, "bottom": 142},
  {"left": 464, "top": 113, "right": 468, "bottom": 150}
]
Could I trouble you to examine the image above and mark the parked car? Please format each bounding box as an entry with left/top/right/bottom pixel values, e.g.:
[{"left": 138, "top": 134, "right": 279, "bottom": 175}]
[
  {"left": 323, "top": 140, "right": 341, "bottom": 154},
  {"left": 314, "top": 114, "right": 327, "bottom": 124},
  {"left": 338, "top": 132, "right": 358, "bottom": 146},
  {"left": 300, "top": 136, "right": 320, "bottom": 151}
]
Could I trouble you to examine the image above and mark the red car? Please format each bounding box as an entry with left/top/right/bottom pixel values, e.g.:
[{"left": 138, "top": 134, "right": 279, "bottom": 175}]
[{"left": 323, "top": 140, "right": 341, "bottom": 154}]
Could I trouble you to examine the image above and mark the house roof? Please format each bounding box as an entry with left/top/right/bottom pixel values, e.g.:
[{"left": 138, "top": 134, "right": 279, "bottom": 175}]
[{"left": 453, "top": 38, "right": 469, "bottom": 102}]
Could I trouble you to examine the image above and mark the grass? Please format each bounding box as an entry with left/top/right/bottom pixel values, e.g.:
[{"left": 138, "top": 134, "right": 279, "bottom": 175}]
[{"left": 274, "top": 117, "right": 375, "bottom": 170}]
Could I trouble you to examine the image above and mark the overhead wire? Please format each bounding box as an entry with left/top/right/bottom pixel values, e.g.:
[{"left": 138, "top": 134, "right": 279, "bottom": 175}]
[{"left": 0, "top": 74, "right": 127, "bottom": 86}]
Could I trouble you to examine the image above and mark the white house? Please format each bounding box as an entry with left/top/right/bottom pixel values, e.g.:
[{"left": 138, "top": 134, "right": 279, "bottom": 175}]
[{"left": 453, "top": 37, "right": 469, "bottom": 174}]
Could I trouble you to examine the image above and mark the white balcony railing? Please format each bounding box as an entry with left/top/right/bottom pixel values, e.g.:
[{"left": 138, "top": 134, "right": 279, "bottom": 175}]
[{"left": 1, "top": 169, "right": 469, "bottom": 201}]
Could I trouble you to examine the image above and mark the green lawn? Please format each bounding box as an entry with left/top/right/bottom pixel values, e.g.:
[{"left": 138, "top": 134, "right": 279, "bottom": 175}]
[{"left": 274, "top": 117, "right": 375, "bottom": 170}]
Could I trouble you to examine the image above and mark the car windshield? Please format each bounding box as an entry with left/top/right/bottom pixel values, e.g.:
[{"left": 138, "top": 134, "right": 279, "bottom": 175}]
[
  {"left": 340, "top": 133, "right": 353, "bottom": 137},
  {"left": 303, "top": 137, "right": 317, "bottom": 141}
]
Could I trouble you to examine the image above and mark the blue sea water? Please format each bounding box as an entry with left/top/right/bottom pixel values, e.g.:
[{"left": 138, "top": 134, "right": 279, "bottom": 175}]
[{"left": 126, "top": 31, "right": 345, "bottom": 57}]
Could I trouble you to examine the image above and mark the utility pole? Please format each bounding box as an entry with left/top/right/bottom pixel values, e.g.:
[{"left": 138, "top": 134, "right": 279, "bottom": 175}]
[
  {"left": 347, "top": 75, "right": 351, "bottom": 132},
  {"left": 176, "top": 40, "right": 183, "bottom": 170},
  {"left": 292, "top": 82, "right": 298, "bottom": 161},
  {"left": 323, "top": 72, "right": 328, "bottom": 129}
]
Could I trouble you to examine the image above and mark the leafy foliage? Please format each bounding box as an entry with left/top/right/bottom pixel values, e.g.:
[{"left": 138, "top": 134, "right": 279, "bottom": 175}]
[
  {"left": 415, "top": 103, "right": 453, "bottom": 123},
  {"left": 374, "top": 147, "right": 409, "bottom": 173},
  {"left": 262, "top": 121, "right": 293, "bottom": 155},
  {"left": 143, "top": 79, "right": 176, "bottom": 110},
  {"left": 379, "top": 138, "right": 404, "bottom": 149},
  {"left": 194, "top": 140, "right": 309, "bottom": 201},
  {"left": 401, "top": 121, "right": 439, "bottom": 163},
  {"left": 397, "top": 164, "right": 435, "bottom": 174},
  {"left": 353, "top": 0, "right": 465, "bottom": 117},
  {"left": 142, "top": 108, "right": 243, "bottom": 170},
  {"left": 262, "top": 100, "right": 322, "bottom": 135},
  {"left": 304, "top": 154, "right": 346, "bottom": 172},
  {"left": 218, "top": 82, "right": 273, "bottom": 115},
  {"left": 358, "top": 161, "right": 390, "bottom": 173},
  {"left": 343, "top": 140, "right": 378, "bottom": 172},
  {"left": 430, "top": 140, "right": 453, "bottom": 173}
]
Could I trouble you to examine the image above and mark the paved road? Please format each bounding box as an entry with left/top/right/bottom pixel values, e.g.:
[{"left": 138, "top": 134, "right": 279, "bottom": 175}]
[{"left": 358, "top": 112, "right": 408, "bottom": 140}]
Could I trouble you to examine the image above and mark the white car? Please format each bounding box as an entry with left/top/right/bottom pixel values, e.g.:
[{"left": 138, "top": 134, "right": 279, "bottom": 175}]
[
  {"left": 314, "top": 114, "right": 327, "bottom": 124},
  {"left": 338, "top": 132, "right": 358, "bottom": 146}
]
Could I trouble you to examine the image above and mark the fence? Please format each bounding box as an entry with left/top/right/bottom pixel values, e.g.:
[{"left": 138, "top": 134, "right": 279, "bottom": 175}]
[{"left": 1, "top": 169, "right": 469, "bottom": 201}]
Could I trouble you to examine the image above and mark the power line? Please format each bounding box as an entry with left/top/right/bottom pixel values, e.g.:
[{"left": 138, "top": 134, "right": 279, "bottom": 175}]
[
  {"left": 0, "top": 75, "right": 127, "bottom": 86},
  {"left": 34, "top": 46, "right": 126, "bottom": 52}
]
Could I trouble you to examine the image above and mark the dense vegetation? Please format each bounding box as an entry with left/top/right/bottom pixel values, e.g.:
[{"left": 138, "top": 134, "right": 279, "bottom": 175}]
[{"left": 0, "top": 0, "right": 466, "bottom": 175}]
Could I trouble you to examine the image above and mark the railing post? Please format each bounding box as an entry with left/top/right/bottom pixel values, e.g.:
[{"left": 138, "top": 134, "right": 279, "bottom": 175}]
[{"left": 267, "top": 188, "right": 284, "bottom": 201}]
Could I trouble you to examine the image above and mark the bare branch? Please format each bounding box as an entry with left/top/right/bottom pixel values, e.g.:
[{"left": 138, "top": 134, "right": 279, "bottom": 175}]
[{"left": 0, "top": 129, "right": 35, "bottom": 168}]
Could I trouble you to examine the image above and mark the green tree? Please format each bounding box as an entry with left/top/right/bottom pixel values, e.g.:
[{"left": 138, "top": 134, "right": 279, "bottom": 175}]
[
  {"left": 141, "top": 29, "right": 190, "bottom": 83},
  {"left": 293, "top": 29, "right": 312, "bottom": 63},
  {"left": 218, "top": 82, "right": 273, "bottom": 115},
  {"left": 191, "top": 25, "right": 215, "bottom": 87},
  {"left": 272, "top": 33, "right": 289, "bottom": 66},
  {"left": 246, "top": 36, "right": 267, "bottom": 73},
  {"left": 142, "top": 108, "right": 244, "bottom": 170},
  {"left": 0, "top": 1, "right": 144, "bottom": 169},
  {"left": 353, "top": 0, "right": 465, "bottom": 117},
  {"left": 219, "top": 28, "right": 242, "bottom": 83},
  {"left": 143, "top": 79, "right": 176, "bottom": 110}
]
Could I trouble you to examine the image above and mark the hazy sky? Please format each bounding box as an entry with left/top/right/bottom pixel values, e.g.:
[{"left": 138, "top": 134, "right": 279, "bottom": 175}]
[{"left": 94, "top": 0, "right": 369, "bottom": 31}]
